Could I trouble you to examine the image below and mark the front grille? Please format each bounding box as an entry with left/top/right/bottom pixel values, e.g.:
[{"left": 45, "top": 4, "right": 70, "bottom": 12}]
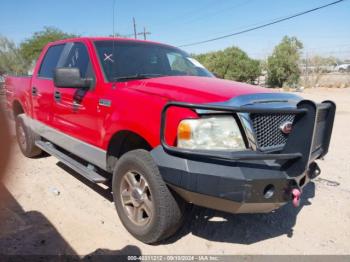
[{"left": 250, "top": 113, "right": 295, "bottom": 151}]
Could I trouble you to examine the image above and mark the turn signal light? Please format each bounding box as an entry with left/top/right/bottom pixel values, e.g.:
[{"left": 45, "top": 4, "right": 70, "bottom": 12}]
[{"left": 178, "top": 122, "right": 192, "bottom": 140}]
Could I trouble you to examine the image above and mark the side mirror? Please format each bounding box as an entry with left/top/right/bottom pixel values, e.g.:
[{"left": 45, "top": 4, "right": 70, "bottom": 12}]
[{"left": 53, "top": 67, "right": 92, "bottom": 88}]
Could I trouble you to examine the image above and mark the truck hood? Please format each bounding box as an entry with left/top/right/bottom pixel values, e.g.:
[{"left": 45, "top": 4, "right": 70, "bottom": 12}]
[{"left": 128, "top": 76, "right": 272, "bottom": 103}]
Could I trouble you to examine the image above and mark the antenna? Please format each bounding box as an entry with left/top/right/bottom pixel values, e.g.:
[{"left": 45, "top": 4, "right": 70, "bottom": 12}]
[
  {"left": 112, "top": 0, "right": 117, "bottom": 86},
  {"left": 112, "top": 0, "right": 116, "bottom": 37}
]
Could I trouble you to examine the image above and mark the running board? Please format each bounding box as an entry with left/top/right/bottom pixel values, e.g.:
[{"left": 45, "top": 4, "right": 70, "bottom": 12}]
[{"left": 35, "top": 140, "right": 107, "bottom": 183}]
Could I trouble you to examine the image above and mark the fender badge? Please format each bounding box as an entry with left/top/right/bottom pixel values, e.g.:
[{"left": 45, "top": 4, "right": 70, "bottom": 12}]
[
  {"left": 280, "top": 121, "right": 293, "bottom": 134},
  {"left": 99, "top": 99, "right": 112, "bottom": 107}
]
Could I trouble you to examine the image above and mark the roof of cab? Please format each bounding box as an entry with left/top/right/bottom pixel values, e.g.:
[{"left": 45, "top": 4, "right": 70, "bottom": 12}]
[{"left": 47, "top": 37, "right": 175, "bottom": 49}]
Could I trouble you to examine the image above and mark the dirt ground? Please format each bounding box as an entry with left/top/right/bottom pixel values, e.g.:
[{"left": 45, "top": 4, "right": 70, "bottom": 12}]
[{"left": 0, "top": 88, "right": 349, "bottom": 256}]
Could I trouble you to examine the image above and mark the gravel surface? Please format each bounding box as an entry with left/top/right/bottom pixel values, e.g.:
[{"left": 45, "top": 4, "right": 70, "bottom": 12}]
[{"left": 0, "top": 88, "right": 349, "bottom": 255}]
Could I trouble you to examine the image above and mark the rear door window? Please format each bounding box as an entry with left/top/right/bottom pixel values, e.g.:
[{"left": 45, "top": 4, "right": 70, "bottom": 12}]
[{"left": 38, "top": 44, "right": 65, "bottom": 78}]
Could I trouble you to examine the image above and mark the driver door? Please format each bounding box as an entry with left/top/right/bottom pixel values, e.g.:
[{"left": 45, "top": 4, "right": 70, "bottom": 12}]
[{"left": 52, "top": 41, "right": 100, "bottom": 147}]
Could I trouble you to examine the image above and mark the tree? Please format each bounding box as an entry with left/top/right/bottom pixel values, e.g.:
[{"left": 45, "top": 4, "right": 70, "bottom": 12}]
[
  {"left": 267, "top": 36, "right": 303, "bottom": 88},
  {"left": 20, "top": 27, "right": 78, "bottom": 64},
  {"left": 0, "top": 36, "right": 28, "bottom": 75},
  {"left": 194, "top": 46, "right": 261, "bottom": 84}
]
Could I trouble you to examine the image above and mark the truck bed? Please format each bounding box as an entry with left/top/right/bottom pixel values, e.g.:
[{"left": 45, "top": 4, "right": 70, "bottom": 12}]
[{"left": 5, "top": 75, "right": 32, "bottom": 114}]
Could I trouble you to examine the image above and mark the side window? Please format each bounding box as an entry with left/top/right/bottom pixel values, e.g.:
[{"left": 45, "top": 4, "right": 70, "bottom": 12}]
[
  {"left": 63, "top": 42, "right": 93, "bottom": 78},
  {"left": 166, "top": 52, "right": 197, "bottom": 75},
  {"left": 38, "top": 44, "right": 65, "bottom": 78}
]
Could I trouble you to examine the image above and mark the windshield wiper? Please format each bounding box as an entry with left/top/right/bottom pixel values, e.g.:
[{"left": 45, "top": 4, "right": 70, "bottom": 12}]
[{"left": 113, "top": 73, "right": 165, "bottom": 82}]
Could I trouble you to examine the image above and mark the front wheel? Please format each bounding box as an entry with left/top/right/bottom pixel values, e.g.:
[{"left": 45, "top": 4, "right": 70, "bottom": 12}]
[{"left": 112, "top": 149, "right": 185, "bottom": 244}]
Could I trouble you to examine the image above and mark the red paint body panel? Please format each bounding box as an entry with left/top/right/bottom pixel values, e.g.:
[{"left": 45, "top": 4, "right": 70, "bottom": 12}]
[
  {"left": 5, "top": 76, "right": 32, "bottom": 116},
  {"left": 5, "top": 37, "right": 273, "bottom": 152}
]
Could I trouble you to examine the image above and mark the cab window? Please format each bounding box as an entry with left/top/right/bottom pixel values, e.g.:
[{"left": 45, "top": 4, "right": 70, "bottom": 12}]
[{"left": 38, "top": 44, "right": 65, "bottom": 78}]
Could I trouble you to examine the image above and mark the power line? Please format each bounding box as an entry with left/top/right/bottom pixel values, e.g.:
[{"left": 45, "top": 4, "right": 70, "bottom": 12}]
[
  {"left": 174, "top": 0, "right": 253, "bottom": 28},
  {"left": 178, "top": 0, "right": 347, "bottom": 48},
  {"left": 303, "top": 43, "right": 350, "bottom": 51},
  {"left": 151, "top": 0, "right": 227, "bottom": 30}
]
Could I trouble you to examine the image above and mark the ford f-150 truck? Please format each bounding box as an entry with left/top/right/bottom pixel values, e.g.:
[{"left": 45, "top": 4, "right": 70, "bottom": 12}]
[{"left": 5, "top": 37, "right": 336, "bottom": 244}]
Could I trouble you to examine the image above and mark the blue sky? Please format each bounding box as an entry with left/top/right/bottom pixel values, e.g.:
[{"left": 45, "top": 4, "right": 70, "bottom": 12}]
[{"left": 0, "top": 0, "right": 349, "bottom": 59}]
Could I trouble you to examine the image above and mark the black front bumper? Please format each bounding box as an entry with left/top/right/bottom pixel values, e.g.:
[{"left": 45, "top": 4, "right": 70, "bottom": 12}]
[
  {"left": 152, "top": 146, "right": 319, "bottom": 213},
  {"left": 151, "top": 99, "right": 336, "bottom": 214}
]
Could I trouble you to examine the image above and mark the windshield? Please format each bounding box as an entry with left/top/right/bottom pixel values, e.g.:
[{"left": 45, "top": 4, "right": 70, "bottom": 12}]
[{"left": 94, "top": 40, "right": 213, "bottom": 82}]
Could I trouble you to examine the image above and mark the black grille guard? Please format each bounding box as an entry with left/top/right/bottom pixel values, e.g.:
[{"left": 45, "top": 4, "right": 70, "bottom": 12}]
[{"left": 160, "top": 100, "right": 336, "bottom": 176}]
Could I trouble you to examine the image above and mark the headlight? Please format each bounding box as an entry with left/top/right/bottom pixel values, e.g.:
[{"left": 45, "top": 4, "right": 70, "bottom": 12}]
[{"left": 177, "top": 116, "right": 245, "bottom": 150}]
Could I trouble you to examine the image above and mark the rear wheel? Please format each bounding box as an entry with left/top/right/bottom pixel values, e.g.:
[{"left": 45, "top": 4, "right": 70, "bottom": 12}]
[
  {"left": 112, "top": 149, "right": 185, "bottom": 244},
  {"left": 15, "top": 114, "right": 42, "bottom": 158}
]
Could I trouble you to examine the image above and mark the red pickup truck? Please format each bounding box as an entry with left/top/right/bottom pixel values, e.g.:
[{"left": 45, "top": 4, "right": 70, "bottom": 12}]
[{"left": 5, "top": 37, "right": 335, "bottom": 244}]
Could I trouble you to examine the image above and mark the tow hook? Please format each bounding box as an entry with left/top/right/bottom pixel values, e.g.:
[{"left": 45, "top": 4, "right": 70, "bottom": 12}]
[{"left": 291, "top": 188, "right": 301, "bottom": 207}]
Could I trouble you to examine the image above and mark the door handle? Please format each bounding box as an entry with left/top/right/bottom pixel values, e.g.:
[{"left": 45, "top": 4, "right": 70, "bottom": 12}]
[
  {"left": 32, "top": 87, "right": 38, "bottom": 96},
  {"left": 54, "top": 91, "right": 61, "bottom": 102}
]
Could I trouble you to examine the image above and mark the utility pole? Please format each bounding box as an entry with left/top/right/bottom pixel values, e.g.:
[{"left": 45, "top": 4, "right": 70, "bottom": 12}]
[
  {"left": 126, "top": 18, "right": 151, "bottom": 40},
  {"left": 133, "top": 17, "right": 137, "bottom": 39},
  {"left": 142, "top": 27, "right": 151, "bottom": 40}
]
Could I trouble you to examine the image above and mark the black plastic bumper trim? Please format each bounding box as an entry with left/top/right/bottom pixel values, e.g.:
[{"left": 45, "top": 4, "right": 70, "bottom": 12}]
[
  {"left": 152, "top": 147, "right": 293, "bottom": 199},
  {"left": 170, "top": 184, "right": 285, "bottom": 214}
]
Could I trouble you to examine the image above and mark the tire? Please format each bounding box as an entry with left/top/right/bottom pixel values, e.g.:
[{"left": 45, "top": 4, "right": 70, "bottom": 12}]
[
  {"left": 15, "top": 114, "right": 42, "bottom": 158},
  {"left": 112, "top": 149, "right": 185, "bottom": 244}
]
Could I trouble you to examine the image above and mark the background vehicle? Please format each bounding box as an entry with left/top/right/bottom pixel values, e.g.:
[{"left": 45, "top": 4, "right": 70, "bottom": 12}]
[
  {"left": 5, "top": 37, "right": 335, "bottom": 244},
  {"left": 335, "top": 63, "right": 350, "bottom": 72}
]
